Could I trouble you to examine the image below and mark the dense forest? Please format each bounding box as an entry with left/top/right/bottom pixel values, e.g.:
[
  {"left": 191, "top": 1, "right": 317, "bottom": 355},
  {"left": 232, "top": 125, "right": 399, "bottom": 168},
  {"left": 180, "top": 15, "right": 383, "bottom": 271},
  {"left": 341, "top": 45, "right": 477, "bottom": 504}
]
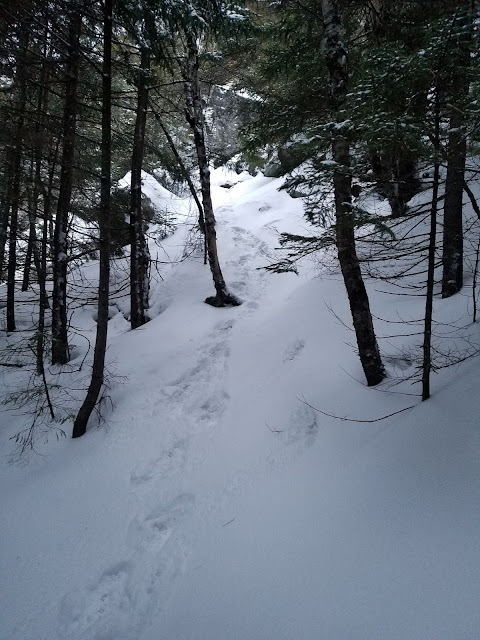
[{"left": 1, "top": 0, "right": 478, "bottom": 442}]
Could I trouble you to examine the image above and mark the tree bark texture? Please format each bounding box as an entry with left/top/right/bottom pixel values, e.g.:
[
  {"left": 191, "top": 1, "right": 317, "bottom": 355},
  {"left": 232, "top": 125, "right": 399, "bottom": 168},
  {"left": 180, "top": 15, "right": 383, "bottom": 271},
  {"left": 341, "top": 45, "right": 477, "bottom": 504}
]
[
  {"left": 183, "top": 30, "right": 240, "bottom": 307},
  {"left": 322, "top": 0, "right": 385, "bottom": 386},
  {"left": 51, "top": 3, "right": 81, "bottom": 363},
  {"left": 441, "top": 5, "right": 471, "bottom": 298},
  {"left": 72, "top": 0, "right": 112, "bottom": 438},
  {"left": 130, "top": 49, "right": 151, "bottom": 329}
]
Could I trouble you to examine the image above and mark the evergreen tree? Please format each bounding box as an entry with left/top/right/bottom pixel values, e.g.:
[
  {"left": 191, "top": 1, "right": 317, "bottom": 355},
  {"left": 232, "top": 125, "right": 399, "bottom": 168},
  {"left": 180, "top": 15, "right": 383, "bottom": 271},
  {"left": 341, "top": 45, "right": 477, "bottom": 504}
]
[
  {"left": 129, "top": 48, "right": 151, "bottom": 329},
  {"left": 51, "top": 0, "right": 83, "bottom": 364},
  {"left": 72, "top": 0, "right": 113, "bottom": 438},
  {"left": 321, "top": 0, "right": 385, "bottom": 386}
]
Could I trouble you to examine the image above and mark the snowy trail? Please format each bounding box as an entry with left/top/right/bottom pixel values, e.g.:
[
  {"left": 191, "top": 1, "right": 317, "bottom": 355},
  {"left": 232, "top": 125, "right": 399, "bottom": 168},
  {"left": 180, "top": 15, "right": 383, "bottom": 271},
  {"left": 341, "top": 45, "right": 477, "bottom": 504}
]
[
  {"left": 55, "top": 190, "right": 283, "bottom": 640},
  {"left": 1, "top": 168, "right": 479, "bottom": 640}
]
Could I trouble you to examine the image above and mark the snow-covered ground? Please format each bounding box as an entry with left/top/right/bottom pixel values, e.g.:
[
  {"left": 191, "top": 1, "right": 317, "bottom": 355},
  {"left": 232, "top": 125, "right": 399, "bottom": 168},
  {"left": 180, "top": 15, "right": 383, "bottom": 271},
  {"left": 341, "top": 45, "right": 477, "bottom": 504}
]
[{"left": 1, "top": 168, "right": 479, "bottom": 640}]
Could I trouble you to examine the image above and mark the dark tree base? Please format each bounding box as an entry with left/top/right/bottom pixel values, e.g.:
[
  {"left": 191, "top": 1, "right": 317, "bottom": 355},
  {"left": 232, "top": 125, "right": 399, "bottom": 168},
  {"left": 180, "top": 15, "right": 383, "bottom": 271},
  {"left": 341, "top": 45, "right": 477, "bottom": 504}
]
[
  {"left": 205, "top": 292, "right": 242, "bottom": 308},
  {"left": 365, "top": 368, "right": 385, "bottom": 387}
]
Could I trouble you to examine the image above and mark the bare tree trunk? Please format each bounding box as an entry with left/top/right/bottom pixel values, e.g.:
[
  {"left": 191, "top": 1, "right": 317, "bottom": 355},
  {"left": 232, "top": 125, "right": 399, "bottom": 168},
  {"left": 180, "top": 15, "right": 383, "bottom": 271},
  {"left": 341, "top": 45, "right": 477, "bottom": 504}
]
[
  {"left": 22, "top": 156, "right": 41, "bottom": 292},
  {"left": 322, "top": 0, "right": 385, "bottom": 386},
  {"left": 51, "top": 3, "right": 81, "bottom": 364},
  {"left": 441, "top": 6, "right": 471, "bottom": 298},
  {"left": 183, "top": 30, "right": 240, "bottom": 307},
  {"left": 442, "top": 112, "right": 466, "bottom": 298},
  {"left": 72, "top": 0, "right": 112, "bottom": 438},
  {"left": 0, "top": 146, "right": 14, "bottom": 281},
  {"left": 34, "top": 35, "right": 53, "bottom": 375},
  {"left": 6, "top": 143, "right": 23, "bottom": 332},
  {"left": 6, "top": 24, "right": 29, "bottom": 332},
  {"left": 422, "top": 90, "right": 441, "bottom": 401},
  {"left": 36, "top": 144, "right": 58, "bottom": 374},
  {"left": 130, "top": 48, "right": 151, "bottom": 329},
  {"left": 37, "top": 173, "right": 52, "bottom": 375}
]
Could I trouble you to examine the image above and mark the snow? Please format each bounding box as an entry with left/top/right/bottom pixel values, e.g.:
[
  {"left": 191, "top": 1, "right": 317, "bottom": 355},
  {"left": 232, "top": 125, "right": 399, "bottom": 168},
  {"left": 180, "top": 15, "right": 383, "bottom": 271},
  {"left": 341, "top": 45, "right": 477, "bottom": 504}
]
[{"left": 1, "top": 167, "right": 479, "bottom": 640}]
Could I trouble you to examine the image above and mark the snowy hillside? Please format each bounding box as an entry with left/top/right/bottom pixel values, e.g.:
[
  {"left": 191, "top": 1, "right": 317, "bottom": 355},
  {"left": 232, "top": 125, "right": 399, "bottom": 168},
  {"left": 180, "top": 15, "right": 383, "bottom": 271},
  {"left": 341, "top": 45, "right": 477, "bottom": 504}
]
[{"left": 1, "top": 168, "right": 479, "bottom": 640}]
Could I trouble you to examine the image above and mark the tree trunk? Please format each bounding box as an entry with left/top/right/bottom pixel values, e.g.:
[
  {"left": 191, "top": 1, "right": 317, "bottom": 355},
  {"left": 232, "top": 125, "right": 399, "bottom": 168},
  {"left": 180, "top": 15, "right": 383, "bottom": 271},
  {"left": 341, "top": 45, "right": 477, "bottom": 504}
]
[
  {"left": 37, "top": 167, "right": 52, "bottom": 375},
  {"left": 183, "top": 30, "right": 240, "bottom": 307},
  {"left": 6, "top": 142, "right": 23, "bottom": 332},
  {"left": 442, "top": 111, "right": 466, "bottom": 298},
  {"left": 130, "top": 48, "right": 151, "bottom": 329},
  {"left": 6, "top": 24, "right": 29, "bottom": 332},
  {"left": 0, "top": 146, "right": 14, "bottom": 281},
  {"left": 51, "top": 3, "right": 81, "bottom": 364},
  {"left": 441, "top": 5, "right": 471, "bottom": 298},
  {"left": 34, "top": 39, "right": 53, "bottom": 375},
  {"left": 22, "top": 157, "right": 41, "bottom": 292},
  {"left": 422, "top": 90, "right": 441, "bottom": 401},
  {"left": 72, "top": 0, "right": 112, "bottom": 438},
  {"left": 322, "top": 0, "right": 385, "bottom": 386}
]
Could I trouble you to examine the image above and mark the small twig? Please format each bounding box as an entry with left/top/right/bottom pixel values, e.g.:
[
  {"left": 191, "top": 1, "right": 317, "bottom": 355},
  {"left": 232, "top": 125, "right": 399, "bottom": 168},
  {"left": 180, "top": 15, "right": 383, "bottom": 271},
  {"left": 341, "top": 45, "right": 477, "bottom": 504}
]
[
  {"left": 473, "top": 235, "right": 480, "bottom": 323},
  {"left": 265, "top": 421, "right": 283, "bottom": 433},
  {"left": 299, "top": 395, "right": 416, "bottom": 423},
  {"left": 222, "top": 518, "right": 236, "bottom": 527}
]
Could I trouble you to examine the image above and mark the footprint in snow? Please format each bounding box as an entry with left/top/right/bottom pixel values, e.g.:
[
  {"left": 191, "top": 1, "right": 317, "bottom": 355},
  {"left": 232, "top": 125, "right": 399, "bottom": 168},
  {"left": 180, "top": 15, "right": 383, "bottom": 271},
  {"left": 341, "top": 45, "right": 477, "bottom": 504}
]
[
  {"left": 59, "top": 495, "right": 196, "bottom": 639},
  {"left": 286, "top": 403, "right": 318, "bottom": 448},
  {"left": 283, "top": 339, "right": 306, "bottom": 363},
  {"left": 127, "top": 493, "right": 195, "bottom": 551},
  {"left": 129, "top": 440, "right": 187, "bottom": 487},
  {"left": 213, "top": 318, "right": 236, "bottom": 332},
  {"left": 199, "top": 390, "right": 231, "bottom": 422},
  {"left": 59, "top": 561, "right": 132, "bottom": 640}
]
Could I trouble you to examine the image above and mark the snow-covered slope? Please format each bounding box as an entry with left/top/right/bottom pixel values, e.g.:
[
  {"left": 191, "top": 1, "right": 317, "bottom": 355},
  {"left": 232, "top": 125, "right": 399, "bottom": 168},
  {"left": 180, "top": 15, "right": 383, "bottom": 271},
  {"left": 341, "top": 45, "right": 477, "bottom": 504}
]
[{"left": 1, "top": 168, "right": 479, "bottom": 640}]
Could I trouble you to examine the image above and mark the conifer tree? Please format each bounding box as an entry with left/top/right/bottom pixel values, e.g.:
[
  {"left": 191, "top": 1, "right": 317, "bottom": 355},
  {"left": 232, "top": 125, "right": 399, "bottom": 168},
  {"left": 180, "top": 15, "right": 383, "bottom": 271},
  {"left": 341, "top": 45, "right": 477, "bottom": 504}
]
[
  {"left": 5, "top": 18, "right": 29, "bottom": 332},
  {"left": 130, "top": 48, "right": 151, "bottom": 329},
  {"left": 442, "top": 2, "right": 474, "bottom": 298},
  {"left": 73, "top": 0, "right": 113, "bottom": 438},
  {"left": 182, "top": 25, "right": 241, "bottom": 307},
  {"left": 51, "top": 0, "right": 82, "bottom": 364},
  {"left": 321, "top": 0, "right": 385, "bottom": 386}
]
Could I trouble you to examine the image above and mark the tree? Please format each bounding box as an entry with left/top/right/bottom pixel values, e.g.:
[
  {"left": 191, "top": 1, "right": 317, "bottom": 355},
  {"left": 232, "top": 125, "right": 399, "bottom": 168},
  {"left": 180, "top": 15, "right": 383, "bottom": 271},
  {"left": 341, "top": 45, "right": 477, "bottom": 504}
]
[
  {"left": 51, "top": 0, "right": 82, "bottom": 364},
  {"left": 422, "top": 87, "right": 441, "bottom": 401},
  {"left": 130, "top": 48, "right": 151, "bottom": 329},
  {"left": 442, "top": 3, "right": 474, "bottom": 298},
  {"left": 320, "top": 0, "right": 385, "bottom": 385},
  {"left": 182, "top": 26, "right": 241, "bottom": 307},
  {"left": 72, "top": 0, "right": 113, "bottom": 438},
  {"left": 5, "top": 16, "right": 30, "bottom": 332}
]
